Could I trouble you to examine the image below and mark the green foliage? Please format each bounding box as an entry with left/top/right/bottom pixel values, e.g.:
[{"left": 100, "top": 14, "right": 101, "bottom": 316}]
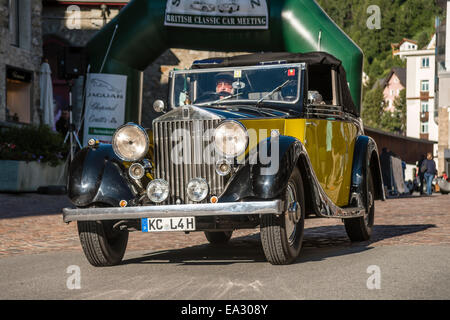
[
  {"left": 316, "top": 0, "right": 442, "bottom": 88},
  {"left": 362, "top": 84, "right": 385, "bottom": 129},
  {"left": 0, "top": 125, "right": 68, "bottom": 167}
]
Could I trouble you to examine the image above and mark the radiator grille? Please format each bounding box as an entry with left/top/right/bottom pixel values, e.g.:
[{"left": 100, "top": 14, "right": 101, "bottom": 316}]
[{"left": 153, "top": 119, "right": 224, "bottom": 204}]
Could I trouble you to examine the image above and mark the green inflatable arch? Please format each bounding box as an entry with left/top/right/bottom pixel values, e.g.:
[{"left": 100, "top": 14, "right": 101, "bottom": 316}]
[{"left": 86, "top": 0, "right": 363, "bottom": 123}]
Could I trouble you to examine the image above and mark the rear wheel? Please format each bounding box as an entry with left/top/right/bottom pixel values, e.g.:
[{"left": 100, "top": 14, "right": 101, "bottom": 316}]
[
  {"left": 344, "top": 167, "right": 375, "bottom": 241},
  {"left": 77, "top": 213, "right": 129, "bottom": 267},
  {"left": 204, "top": 231, "right": 233, "bottom": 244},
  {"left": 260, "top": 167, "right": 305, "bottom": 265}
]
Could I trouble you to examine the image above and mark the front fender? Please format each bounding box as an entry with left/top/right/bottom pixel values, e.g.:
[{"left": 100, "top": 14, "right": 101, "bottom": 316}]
[
  {"left": 219, "top": 135, "right": 302, "bottom": 202},
  {"left": 67, "top": 144, "right": 135, "bottom": 207},
  {"left": 351, "top": 135, "right": 385, "bottom": 202}
]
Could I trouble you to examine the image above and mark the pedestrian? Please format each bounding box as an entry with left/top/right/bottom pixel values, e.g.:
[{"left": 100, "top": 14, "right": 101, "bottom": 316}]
[
  {"left": 417, "top": 154, "right": 426, "bottom": 195},
  {"left": 380, "top": 147, "right": 392, "bottom": 192},
  {"left": 422, "top": 152, "right": 437, "bottom": 195},
  {"left": 56, "top": 109, "right": 70, "bottom": 137}
]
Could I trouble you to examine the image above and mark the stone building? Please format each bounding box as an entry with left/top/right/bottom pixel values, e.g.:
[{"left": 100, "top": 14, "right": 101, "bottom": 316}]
[{"left": 0, "top": 0, "right": 43, "bottom": 127}]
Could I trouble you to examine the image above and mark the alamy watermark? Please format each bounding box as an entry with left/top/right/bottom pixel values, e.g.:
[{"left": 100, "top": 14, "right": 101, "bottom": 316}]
[
  {"left": 66, "top": 265, "right": 81, "bottom": 290},
  {"left": 66, "top": 5, "right": 81, "bottom": 30},
  {"left": 168, "top": 128, "right": 280, "bottom": 175},
  {"left": 366, "top": 265, "right": 381, "bottom": 290},
  {"left": 366, "top": 5, "right": 381, "bottom": 30}
]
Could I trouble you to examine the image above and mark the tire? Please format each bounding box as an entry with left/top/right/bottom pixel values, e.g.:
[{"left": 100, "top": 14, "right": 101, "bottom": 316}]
[
  {"left": 344, "top": 166, "right": 375, "bottom": 241},
  {"left": 77, "top": 217, "right": 129, "bottom": 267},
  {"left": 260, "top": 167, "right": 305, "bottom": 265},
  {"left": 204, "top": 231, "right": 233, "bottom": 244}
]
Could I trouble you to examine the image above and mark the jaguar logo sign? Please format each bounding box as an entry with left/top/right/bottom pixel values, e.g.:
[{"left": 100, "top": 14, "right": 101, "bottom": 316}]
[{"left": 164, "top": 0, "right": 268, "bottom": 29}]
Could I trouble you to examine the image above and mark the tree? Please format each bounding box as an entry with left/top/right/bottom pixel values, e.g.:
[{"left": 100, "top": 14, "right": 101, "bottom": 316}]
[
  {"left": 379, "top": 89, "right": 406, "bottom": 134},
  {"left": 362, "top": 84, "right": 385, "bottom": 129}
]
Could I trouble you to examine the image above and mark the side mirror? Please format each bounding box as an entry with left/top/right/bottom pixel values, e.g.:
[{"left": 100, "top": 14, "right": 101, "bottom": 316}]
[{"left": 153, "top": 99, "right": 166, "bottom": 113}]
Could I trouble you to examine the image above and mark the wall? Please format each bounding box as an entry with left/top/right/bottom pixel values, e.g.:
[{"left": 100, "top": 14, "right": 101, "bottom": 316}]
[{"left": 0, "top": 0, "right": 43, "bottom": 125}]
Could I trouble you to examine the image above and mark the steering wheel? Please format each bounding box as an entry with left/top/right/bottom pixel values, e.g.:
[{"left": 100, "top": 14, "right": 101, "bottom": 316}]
[{"left": 194, "top": 91, "right": 231, "bottom": 103}]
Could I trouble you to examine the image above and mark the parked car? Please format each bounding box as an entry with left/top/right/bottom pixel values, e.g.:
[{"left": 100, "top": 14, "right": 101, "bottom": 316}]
[
  {"left": 190, "top": 1, "right": 215, "bottom": 12},
  {"left": 64, "top": 52, "right": 385, "bottom": 266},
  {"left": 218, "top": 2, "right": 240, "bottom": 13}
]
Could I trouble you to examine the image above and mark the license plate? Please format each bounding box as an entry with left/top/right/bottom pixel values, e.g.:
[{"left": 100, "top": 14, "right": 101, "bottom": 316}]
[{"left": 141, "top": 217, "right": 196, "bottom": 232}]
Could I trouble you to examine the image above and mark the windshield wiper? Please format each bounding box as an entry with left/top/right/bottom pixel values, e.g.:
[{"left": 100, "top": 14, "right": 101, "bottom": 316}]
[
  {"left": 196, "top": 92, "right": 243, "bottom": 107},
  {"left": 256, "top": 80, "right": 292, "bottom": 105},
  {"left": 210, "top": 92, "right": 243, "bottom": 105}
]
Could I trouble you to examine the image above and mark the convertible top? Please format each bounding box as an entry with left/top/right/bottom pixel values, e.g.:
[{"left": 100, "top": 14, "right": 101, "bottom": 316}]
[{"left": 192, "top": 52, "right": 358, "bottom": 116}]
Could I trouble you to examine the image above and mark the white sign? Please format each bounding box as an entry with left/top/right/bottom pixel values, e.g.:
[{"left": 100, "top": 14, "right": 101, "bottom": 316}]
[
  {"left": 164, "top": 0, "right": 269, "bottom": 29},
  {"left": 83, "top": 73, "right": 127, "bottom": 145}
]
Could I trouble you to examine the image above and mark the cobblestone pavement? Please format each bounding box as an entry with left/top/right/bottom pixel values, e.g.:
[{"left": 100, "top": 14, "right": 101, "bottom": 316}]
[{"left": 0, "top": 193, "right": 449, "bottom": 257}]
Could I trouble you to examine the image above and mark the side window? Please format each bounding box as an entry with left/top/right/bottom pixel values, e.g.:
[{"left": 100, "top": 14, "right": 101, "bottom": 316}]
[{"left": 307, "top": 66, "right": 341, "bottom": 108}]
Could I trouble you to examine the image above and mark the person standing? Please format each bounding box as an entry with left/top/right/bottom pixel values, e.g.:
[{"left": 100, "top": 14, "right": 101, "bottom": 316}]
[
  {"left": 417, "top": 154, "right": 426, "bottom": 195},
  {"left": 423, "top": 152, "right": 437, "bottom": 195}
]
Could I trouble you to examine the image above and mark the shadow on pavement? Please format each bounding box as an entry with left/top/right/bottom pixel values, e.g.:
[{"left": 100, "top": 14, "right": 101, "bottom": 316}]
[
  {"left": 121, "top": 223, "right": 436, "bottom": 266},
  {"left": 0, "top": 193, "right": 74, "bottom": 219}
]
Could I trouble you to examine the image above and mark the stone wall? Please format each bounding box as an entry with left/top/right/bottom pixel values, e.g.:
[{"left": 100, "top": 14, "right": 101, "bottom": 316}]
[{"left": 0, "top": 0, "right": 43, "bottom": 125}]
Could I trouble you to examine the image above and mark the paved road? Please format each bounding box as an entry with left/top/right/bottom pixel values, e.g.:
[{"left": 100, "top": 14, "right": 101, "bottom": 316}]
[
  {"left": 1, "top": 244, "right": 449, "bottom": 300},
  {"left": 0, "top": 193, "right": 450, "bottom": 299}
]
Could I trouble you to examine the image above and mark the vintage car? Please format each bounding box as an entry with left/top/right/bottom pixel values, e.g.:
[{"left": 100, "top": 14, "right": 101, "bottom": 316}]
[
  {"left": 190, "top": 1, "right": 216, "bottom": 12},
  {"left": 218, "top": 2, "right": 240, "bottom": 13},
  {"left": 63, "top": 52, "right": 384, "bottom": 266}
]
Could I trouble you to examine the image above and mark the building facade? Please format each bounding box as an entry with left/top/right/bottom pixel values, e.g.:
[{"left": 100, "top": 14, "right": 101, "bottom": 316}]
[
  {"left": 436, "top": 0, "right": 450, "bottom": 175},
  {"left": 382, "top": 67, "right": 406, "bottom": 112},
  {"left": 397, "top": 43, "right": 438, "bottom": 149},
  {"left": 0, "top": 0, "right": 43, "bottom": 127}
]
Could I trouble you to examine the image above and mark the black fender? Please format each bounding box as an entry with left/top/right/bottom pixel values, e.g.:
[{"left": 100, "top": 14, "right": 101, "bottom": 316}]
[
  {"left": 350, "top": 135, "right": 385, "bottom": 204},
  {"left": 67, "top": 144, "right": 135, "bottom": 207},
  {"left": 219, "top": 135, "right": 303, "bottom": 202}
]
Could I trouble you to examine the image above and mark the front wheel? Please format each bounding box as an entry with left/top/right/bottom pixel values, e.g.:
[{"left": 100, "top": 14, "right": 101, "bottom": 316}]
[
  {"left": 77, "top": 218, "right": 129, "bottom": 267},
  {"left": 344, "top": 167, "right": 375, "bottom": 241},
  {"left": 260, "top": 167, "right": 305, "bottom": 265}
]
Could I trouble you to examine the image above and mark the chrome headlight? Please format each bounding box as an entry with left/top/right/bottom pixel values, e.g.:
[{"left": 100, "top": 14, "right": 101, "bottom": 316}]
[
  {"left": 112, "top": 123, "right": 149, "bottom": 161},
  {"left": 146, "top": 179, "right": 169, "bottom": 203},
  {"left": 214, "top": 121, "right": 248, "bottom": 158},
  {"left": 186, "top": 178, "right": 209, "bottom": 202}
]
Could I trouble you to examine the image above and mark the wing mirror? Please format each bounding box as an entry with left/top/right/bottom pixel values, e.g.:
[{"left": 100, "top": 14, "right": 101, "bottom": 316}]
[{"left": 153, "top": 99, "right": 166, "bottom": 113}]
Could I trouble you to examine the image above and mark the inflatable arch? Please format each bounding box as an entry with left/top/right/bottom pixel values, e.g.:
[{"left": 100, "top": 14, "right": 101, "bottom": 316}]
[{"left": 86, "top": 0, "right": 363, "bottom": 123}]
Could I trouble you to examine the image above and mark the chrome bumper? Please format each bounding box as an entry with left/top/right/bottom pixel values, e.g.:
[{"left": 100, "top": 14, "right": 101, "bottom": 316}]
[{"left": 62, "top": 200, "right": 283, "bottom": 223}]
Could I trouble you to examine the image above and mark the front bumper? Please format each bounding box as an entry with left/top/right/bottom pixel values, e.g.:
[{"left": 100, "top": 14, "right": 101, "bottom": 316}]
[{"left": 62, "top": 200, "right": 283, "bottom": 223}]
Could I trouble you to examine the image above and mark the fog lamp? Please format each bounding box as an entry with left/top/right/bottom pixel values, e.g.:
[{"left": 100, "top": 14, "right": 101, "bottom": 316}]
[
  {"left": 146, "top": 179, "right": 169, "bottom": 203},
  {"left": 129, "top": 163, "right": 145, "bottom": 180},
  {"left": 186, "top": 178, "right": 209, "bottom": 202}
]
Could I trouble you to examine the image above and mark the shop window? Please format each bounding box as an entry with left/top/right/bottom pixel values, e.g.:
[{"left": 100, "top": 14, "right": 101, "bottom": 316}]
[{"left": 5, "top": 67, "right": 32, "bottom": 124}]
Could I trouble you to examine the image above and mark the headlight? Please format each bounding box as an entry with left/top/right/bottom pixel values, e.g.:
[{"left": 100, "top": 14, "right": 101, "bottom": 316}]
[
  {"left": 112, "top": 123, "right": 149, "bottom": 161},
  {"left": 147, "top": 179, "right": 169, "bottom": 203},
  {"left": 214, "top": 121, "right": 248, "bottom": 157},
  {"left": 186, "top": 178, "right": 209, "bottom": 202}
]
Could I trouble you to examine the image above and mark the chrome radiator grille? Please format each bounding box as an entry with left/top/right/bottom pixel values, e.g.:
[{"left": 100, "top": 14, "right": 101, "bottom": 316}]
[{"left": 153, "top": 119, "right": 224, "bottom": 204}]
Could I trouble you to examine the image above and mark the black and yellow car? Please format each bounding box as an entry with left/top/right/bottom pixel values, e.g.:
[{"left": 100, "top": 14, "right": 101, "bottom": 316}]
[{"left": 63, "top": 52, "right": 384, "bottom": 266}]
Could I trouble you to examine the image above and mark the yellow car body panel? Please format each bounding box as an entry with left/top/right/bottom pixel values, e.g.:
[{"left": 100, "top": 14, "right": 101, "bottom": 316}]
[{"left": 240, "top": 117, "right": 357, "bottom": 207}]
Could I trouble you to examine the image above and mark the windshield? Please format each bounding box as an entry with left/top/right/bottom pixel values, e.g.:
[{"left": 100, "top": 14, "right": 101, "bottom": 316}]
[{"left": 169, "top": 63, "right": 304, "bottom": 109}]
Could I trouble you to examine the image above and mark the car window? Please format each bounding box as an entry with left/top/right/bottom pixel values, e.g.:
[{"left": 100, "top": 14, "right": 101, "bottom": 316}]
[{"left": 170, "top": 64, "right": 304, "bottom": 109}]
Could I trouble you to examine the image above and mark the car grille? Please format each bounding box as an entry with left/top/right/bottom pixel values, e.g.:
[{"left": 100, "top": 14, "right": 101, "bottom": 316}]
[{"left": 153, "top": 119, "right": 224, "bottom": 204}]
